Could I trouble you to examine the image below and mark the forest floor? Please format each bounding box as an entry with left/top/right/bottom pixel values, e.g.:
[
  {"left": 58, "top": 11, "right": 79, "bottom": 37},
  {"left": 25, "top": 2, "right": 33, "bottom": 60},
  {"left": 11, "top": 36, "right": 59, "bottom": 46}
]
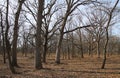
[{"left": 0, "top": 53, "right": 120, "bottom": 78}]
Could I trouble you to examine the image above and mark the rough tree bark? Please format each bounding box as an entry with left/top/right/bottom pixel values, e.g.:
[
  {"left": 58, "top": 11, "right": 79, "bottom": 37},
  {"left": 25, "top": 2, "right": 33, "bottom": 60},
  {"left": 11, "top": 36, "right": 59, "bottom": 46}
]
[{"left": 35, "top": 0, "right": 44, "bottom": 69}]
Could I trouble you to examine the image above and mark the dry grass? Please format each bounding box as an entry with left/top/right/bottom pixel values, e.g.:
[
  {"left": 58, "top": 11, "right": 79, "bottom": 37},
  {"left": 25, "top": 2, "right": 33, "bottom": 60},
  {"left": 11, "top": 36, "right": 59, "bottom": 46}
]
[{"left": 0, "top": 54, "right": 120, "bottom": 78}]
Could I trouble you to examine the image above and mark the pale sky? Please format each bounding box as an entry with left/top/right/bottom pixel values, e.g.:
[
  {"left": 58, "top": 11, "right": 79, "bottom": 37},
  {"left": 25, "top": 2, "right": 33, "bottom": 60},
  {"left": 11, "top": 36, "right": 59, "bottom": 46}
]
[{"left": 0, "top": 0, "right": 120, "bottom": 37}]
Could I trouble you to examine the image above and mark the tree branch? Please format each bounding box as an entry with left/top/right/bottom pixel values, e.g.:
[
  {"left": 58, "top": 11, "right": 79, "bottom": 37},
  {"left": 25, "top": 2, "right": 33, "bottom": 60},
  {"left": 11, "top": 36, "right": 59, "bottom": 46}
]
[{"left": 64, "top": 25, "right": 94, "bottom": 34}]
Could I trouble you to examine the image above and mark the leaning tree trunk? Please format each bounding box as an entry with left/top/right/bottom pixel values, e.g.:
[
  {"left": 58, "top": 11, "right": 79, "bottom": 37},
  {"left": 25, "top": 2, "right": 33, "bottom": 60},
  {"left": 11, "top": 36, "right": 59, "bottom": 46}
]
[
  {"left": 101, "top": 28, "right": 108, "bottom": 69},
  {"left": 101, "top": 0, "right": 119, "bottom": 69},
  {"left": 55, "top": 12, "right": 68, "bottom": 64},
  {"left": 55, "top": 33, "right": 63, "bottom": 64},
  {"left": 67, "top": 34, "right": 70, "bottom": 59},
  {"left": 12, "top": 0, "right": 25, "bottom": 67}
]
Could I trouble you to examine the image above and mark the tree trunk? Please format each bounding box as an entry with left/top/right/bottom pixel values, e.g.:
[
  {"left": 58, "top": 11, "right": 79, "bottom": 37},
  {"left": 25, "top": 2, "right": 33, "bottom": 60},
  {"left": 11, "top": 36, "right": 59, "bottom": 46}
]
[
  {"left": 0, "top": 38, "right": 1, "bottom": 54},
  {"left": 67, "top": 46, "right": 70, "bottom": 59},
  {"left": 101, "top": 30, "right": 108, "bottom": 69},
  {"left": 88, "top": 44, "right": 91, "bottom": 56},
  {"left": 0, "top": 11, "right": 6, "bottom": 63},
  {"left": 5, "top": 0, "right": 15, "bottom": 73},
  {"left": 71, "top": 33, "right": 75, "bottom": 58},
  {"left": 43, "top": 30, "right": 48, "bottom": 63},
  {"left": 88, "top": 35, "right": 93, "bottom": 57},
  {"left": 97, "top": 41, "right": 100, "bottom": 58},
  {"left": 12, "top": 0, "right": 25, "bottom": 67},
  {"left": 67, "top": 34, "right": 70, "bottom": 59},
  {"left": 35, "top": 0, "right": 44, "bottom": 69},
  {"left": 55, "top": 12, "right": 68, "bottom": 64},
  {"left": 101, "top": 27, "right": 109, "bottom": 69},
  {"left": 80, "top": 45, "right": 84, "bottom": 58},
  {"left": 43, "top": 37, "right": 48, "bottom": 63},
  {"left": 55, "top": 34, "right": 63, "bottom": 64},
  {"left": 79, "top": 29, "right": 84, "bottom": 58},
  {"left": 101, "top": 0, "right": 119, "bottom": 69},
  {"left": 101, "top": 46, "right": 107, "bottom": 69},
  {"left": 5, "top": 39, "right": 16, "bottom": 73},
  {"left": 35, "top": 46, "right": 43, "bottom": 69}
]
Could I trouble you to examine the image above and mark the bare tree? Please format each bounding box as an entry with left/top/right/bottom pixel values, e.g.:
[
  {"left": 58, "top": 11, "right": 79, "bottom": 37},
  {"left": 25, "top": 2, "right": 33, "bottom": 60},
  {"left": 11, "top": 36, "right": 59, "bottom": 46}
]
[
  {"left": 42, "top": 0, "right": 61, "bottom": 63},
  {"left": 12, "top": 0, "right": 26, "bottom": 67},
  {"left": 35, "top": 0, "right": 44, "bottom": 69},
  {"left": 84, "top": 8, "right": 107, "bottom": 58},
  {"left": 101, "top": 0, "right": 119, "bottom": 69},
  {"left": 76, "top": 29, "right": 84, "bottom": 58},
  {"left": 22, "top": 29, "right": 29, "bottom": 56},
  {"left": 55, "top": 0, "right": 95, "bottom": 64},
  {"left": 5, "top": 0, "right": 15, "bottom": 73},
  {"left": 83, "top": 31, "right": 95, "bottom": 56}
]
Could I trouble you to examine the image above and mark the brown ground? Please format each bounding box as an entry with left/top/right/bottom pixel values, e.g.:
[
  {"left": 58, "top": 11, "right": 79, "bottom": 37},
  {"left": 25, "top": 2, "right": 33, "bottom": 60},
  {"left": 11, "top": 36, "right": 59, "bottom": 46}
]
[{"left": 0, "top": 54, "right": 120, "bottom": 78}]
